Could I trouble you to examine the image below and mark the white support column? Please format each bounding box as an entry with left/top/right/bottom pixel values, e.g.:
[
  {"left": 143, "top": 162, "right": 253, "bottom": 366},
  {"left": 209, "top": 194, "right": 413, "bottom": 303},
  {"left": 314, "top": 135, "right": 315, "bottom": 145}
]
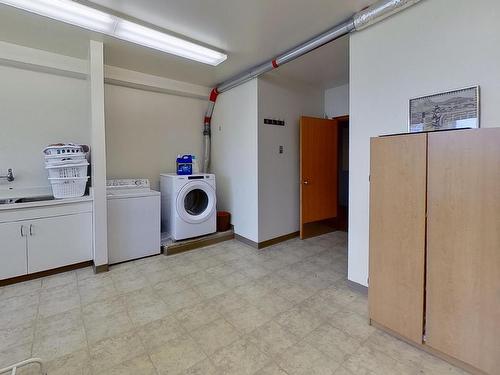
[{"left": 89, "top": 40, "right": 108, "bottom": 270}]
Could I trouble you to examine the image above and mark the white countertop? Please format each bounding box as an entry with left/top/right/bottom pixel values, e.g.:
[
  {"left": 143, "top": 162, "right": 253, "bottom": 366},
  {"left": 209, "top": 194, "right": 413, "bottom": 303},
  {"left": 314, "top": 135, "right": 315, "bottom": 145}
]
[
  {"left": 0, "top": 186, "right": 93, "bottom": 211},
  {"left": 0, "top": 186, "right": 52, "bottom": 200}
]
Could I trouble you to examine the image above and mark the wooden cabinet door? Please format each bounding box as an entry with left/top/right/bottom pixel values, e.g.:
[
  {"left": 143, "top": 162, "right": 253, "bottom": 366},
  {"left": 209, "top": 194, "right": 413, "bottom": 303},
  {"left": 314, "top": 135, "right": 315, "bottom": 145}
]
[
  {"left": 27, "top": 212, "right": 92, "bottom": 273},
  {"left": 369, "top": 133, "right": 427, "bottom": 344},
  {"left": 0, "top": 222, "right": 28, "bottom": 279},
  {"left": 426, "top": 129, "right": 500, "bottom": 374}
]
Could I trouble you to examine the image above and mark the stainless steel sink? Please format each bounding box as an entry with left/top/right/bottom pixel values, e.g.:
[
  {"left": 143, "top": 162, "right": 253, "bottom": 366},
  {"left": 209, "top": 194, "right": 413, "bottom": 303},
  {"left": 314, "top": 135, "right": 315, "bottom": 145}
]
[
  {"left": 0, "top": 198, "right": 20, "bottom": 204},
  {"left": 16, "top": 196, "right": 55, "bottom": 203},
  {"left": 0, "top": 196, "right": 54, "bottom": 204}
]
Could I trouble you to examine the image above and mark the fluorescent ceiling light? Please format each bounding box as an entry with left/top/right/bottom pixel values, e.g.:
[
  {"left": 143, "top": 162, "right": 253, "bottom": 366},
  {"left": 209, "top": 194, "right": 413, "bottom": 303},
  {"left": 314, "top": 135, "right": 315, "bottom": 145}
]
[
  {"left": 0, "top": 0, "right": 227, "bottom": 66},
  {"left": 114, "top": 20, "right": 227, "bottom": 66}
]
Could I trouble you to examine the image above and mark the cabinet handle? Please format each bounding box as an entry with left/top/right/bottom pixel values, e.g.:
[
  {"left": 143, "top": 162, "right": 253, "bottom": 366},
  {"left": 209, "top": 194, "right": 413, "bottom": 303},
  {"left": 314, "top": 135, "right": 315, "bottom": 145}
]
[
  {"left": 29, "top": 224, "right": 34, "bottom": 236},
  {"left": 20, "top": 225, "right": 24, "bottom": 237}
]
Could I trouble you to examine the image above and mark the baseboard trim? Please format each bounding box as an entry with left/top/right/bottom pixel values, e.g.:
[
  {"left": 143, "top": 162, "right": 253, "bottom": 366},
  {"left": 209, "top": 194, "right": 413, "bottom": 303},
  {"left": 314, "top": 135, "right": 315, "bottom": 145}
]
[
  {"left": 0, "top": 260, "right": 93, "bottom": 287},
  {"left": 235, "top": 231, "right": 300, "bottom": 250},
  {"left": 93, "top": 263, "right": 109, "bottom": 274},
  {"left": 370, "top": 320, "right": 488, "bottom": 375},
  {"left": 346, "top": 279, "right": 368, "bottom": 295}
]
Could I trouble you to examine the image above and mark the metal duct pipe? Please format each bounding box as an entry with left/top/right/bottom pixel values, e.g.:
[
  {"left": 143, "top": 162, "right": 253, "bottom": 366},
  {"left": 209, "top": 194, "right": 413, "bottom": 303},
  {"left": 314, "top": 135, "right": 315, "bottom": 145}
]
[{"left": 201, "top": 0, "right": 423, "bottom": 172}]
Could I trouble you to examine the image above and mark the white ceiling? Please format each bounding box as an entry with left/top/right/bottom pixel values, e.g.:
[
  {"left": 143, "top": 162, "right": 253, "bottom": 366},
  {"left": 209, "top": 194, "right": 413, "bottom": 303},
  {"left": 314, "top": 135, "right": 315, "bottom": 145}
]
[{"left": 0, "top": 0, "right": 368, "bottom": 88}]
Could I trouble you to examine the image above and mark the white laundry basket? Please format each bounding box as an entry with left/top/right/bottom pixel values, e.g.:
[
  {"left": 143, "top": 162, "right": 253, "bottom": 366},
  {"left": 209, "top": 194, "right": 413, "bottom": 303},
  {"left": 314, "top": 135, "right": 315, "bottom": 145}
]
[
  {"left": 49, "top": 177, "right": 89, "bottom": 198},
  {"left": 46, "top": 162, "right": 89, "bottom": 179}
]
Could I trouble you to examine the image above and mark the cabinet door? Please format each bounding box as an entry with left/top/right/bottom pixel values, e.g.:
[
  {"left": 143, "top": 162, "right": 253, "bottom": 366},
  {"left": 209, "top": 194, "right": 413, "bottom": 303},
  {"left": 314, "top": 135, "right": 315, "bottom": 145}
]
[
  {"left": 369, "top": 133, "right": 427, "bottom": 344},
  {"left": 0, "top": 222, "right": 28, "bottom": 279},
  {"left": 28, "top": 212, "right": 92, "bottom": 273},
  {"left": 426, "top": 129, "right": 500, "bottom": 374}
]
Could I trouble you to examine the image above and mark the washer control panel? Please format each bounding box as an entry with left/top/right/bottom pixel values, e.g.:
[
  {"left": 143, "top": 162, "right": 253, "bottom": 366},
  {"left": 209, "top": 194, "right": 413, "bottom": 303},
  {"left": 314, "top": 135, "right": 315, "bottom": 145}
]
[{"left": 107, "top": 179, "right": 150, "bottom": 189}]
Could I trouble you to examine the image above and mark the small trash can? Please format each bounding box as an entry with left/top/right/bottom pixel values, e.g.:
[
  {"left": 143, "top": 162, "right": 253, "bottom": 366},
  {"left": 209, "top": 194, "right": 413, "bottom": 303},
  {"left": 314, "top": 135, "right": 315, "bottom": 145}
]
[{"left": 217, "top": 211, "right": 231, "bottom": 232}]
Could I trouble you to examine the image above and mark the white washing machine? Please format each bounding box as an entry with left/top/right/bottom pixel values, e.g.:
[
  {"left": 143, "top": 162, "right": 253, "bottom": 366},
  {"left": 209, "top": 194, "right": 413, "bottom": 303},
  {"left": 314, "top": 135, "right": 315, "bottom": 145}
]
[
  {"left": 160, "top": 173, "right": 216, "bottom": 240},
  {"left": 107, "top": 179, "right": 161, "bottom": 264}
]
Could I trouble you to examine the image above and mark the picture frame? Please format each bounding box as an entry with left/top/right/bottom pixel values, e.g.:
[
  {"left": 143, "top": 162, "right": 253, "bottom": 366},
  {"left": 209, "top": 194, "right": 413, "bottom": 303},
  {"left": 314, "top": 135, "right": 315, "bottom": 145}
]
[{"left": 408, "top": 86, "right": 480, "bottom": 133}]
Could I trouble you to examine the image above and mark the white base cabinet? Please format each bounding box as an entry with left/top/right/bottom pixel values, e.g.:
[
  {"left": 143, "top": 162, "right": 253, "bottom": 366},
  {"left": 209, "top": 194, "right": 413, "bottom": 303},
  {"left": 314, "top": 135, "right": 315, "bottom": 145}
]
[
  {"left": 28, "top": 212, "right": 92, "bottom": 273},
  {"left": 0, "top": 199, "right": 93, "bottom": 280},
  {"left": 0, "top": 222, "right": 28, "bottom": 279}
]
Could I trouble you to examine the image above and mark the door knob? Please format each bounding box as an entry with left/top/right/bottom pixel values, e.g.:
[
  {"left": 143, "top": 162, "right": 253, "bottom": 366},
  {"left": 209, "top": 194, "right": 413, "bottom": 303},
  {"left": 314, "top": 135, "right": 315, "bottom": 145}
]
[{"left": 303, "top": 180, "right": 309, "bottom": 185}]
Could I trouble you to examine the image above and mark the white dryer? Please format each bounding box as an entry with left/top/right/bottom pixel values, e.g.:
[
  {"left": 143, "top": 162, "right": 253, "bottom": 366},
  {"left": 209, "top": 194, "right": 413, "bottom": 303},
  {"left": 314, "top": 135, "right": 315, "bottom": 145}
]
[{"left": 160, "top": 173, "right": 216, "bottom": 240}]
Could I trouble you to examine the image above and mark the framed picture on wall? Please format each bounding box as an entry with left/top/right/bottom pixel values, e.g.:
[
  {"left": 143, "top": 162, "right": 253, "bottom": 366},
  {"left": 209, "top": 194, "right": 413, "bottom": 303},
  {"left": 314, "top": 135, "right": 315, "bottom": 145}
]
[{"left": 408, "top": 86, "right": 480, "bottom": 133}]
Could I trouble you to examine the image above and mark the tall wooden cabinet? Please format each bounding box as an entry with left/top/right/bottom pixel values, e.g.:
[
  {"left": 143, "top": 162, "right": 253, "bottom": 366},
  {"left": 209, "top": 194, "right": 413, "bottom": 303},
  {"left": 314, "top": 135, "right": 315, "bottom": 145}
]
[{"left": 369, "top": 128, "right": 500, "bottom": 375}]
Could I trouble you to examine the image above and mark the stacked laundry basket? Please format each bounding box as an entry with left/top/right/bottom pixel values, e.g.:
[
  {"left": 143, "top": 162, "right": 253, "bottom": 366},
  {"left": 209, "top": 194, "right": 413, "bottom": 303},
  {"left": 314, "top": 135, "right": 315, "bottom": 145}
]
[{"left": 43, "top": 143, "right": 89, "bottom": 198}]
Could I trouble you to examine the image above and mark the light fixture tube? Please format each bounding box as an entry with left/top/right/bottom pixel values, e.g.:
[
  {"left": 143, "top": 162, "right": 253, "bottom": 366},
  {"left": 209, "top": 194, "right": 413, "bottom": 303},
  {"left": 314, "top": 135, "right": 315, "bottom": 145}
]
[{"left": 0, "top": 0, "right": 227, "bottom": 66}]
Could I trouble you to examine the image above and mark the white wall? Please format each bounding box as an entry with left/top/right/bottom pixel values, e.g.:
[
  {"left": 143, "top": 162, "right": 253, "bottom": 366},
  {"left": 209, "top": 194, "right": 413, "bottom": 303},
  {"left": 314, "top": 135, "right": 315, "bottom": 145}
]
[
  {"left": 104, "top": 84, "right": 206, "bottom": 190},
  {"left": 0, "top": 65, "right": 90, "bottom": 188},
  {"left": 349, "top": 0, "right": 500, "bottom": 287},
  {"left": 258, "top": 75, "right": 323, "bottom": 242},
  {"left": 324, "top": 83, "right": 349, "bottom": 118},
  {"left": 211, "top": 79, "right": 259, "bottom": 242}
]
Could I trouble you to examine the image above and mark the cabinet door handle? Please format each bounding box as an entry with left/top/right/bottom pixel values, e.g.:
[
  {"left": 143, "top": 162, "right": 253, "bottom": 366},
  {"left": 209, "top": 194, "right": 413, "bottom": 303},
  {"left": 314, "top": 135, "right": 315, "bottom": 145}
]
[
  {"left": 20, "top": 225, "right": 24, "bottom": 237},
  {"left": 29, "top": 224, "right": 34, "bottom": 236}
]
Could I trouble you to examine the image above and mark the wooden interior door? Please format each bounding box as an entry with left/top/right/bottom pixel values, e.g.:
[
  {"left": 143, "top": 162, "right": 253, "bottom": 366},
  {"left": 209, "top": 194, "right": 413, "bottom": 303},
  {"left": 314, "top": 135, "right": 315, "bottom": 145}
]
[
  {"left": 300, "top": 117, "right": 338, "bottom": 238},
  {"left": 426, "top": 129, "right": 500, "bottom": 375},
  {"left": 369, "top": 133, "right": 427, "bottom": 344}
]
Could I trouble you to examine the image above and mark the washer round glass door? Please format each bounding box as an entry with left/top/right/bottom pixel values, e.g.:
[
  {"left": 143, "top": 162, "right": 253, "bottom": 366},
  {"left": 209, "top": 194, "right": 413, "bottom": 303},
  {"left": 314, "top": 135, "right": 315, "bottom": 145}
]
[{"left": 176, "top": 181, "right": 216, "bottom": 224}]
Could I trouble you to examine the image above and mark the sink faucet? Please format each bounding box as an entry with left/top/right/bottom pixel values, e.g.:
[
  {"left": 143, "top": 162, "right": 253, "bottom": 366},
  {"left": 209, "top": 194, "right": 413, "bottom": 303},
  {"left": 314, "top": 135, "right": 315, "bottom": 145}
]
[{"left": 1, "top": 168, "right": 14, "bottom": 182}]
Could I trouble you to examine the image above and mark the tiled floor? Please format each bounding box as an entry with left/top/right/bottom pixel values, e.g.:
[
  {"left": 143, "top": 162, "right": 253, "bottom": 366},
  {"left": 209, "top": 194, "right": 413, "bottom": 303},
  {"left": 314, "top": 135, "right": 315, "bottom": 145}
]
[{"left": 0, "top": 232, "right": 470, "bottom": 375}]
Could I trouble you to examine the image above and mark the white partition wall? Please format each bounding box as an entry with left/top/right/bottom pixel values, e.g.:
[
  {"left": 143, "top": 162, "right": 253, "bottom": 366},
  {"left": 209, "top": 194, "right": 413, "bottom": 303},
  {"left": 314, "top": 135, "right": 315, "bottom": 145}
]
[{"left": 89, "top": 40, "right": 108, "bottom": 269}]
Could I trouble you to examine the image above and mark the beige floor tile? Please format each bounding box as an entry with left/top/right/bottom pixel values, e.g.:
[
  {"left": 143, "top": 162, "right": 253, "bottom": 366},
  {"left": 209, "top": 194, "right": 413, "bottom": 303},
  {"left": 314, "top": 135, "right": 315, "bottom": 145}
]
[
  {"left": 211, "top": 338, "right": 270, "bottom": 375},
  {"left": 206, "top": 291, "right": 248, "bottom": 315},
  {"left": 38, "top": 348, "right": 92, "bottom": 375},
  {"left": 0, "top": 279, "right": 41, "bottom": 300},
  {"left": 0, "top": 304, "right": 38, "bottom": 330},
  {"left": 304, "top": 323, "right": 362, "bottom": 363},
  {"left": 205, "top": 263, "right": 237, "bottom": 279},
  {"left": 113, "top": 274, "right": 150, "bottom": 294},
  {"left": 155, "top": 287, "right": 200, "bottom": 312},
  {"left": 254, "top": 362, "right": 289, "bottom": 375},
  {"left": 128, "top": 300, "right": 171, "bottom": 327},
  {"left": 0, "top": 342, "right": 32, "bottom": 369},
  {"left": 82, "top": 295, "right": 126, "bottom": 320},
  {"left": 316, "top": 285, "right": 360, "bottom": 308},
  {"left": 35, "top": 308, "right": 83, "bottom": 338},
  {"left": 190, "top": 318, "right": 241, "bottom": 355},
  {"left": 275, "top": 306, "right": 323, "bottom": 338},
  {"left": 90, "top": 330, "right": 146, "bottom": 371},
  {"left": 149, "top": 334, "right": 207, "bottom": 375},
  {"left": 276, "top": 341, "right": 341, "bottom": 375},
  {"left": 33, "top": 325, "right": 87, "bottom": 361},
  {"left": 38, "top": 288, "right": 81, "bottom": 318},
  {"left": 218, "top": 270, "right": 253, "bottom": 288},
  {"left": 75, "top": 266, "right": 95, "bottom": 282},
  {"left": 253, "top": 292, "right": 293, "bottom": 317},
  {"left": 177, "top": 301, "right": 222, "bottom": 332},
  {"left": 329, "top": 310, "right": 375, "bottom": 341},
  {"left": 78, "top": 277, "right": 118, "bottom": 305},
  {"left": 84, "top": 312, "right": 134, "bottom": 344},
  {"left": 182, "top": 270, "right": 216, "bottom": 287},
  {"left": 343, "top": 345, "right": 399, "bottom": 375},
  {"left": 233, "top": 282, "right": 272, "bottom": 304},
  {"left": 247, "top": 320, "right": 300, "bottom": 357},
  {"left": 299, "top": 293, "right": 343, "bottom": 322},
  {"left": 223, "top": 304, "right": 272, "bottom": 334},
  {"left": 274, "top": 282, "right": 316, "bottom": 305},
  {"left": 137, "top": 316, "right": 186, "bottom": 352},
  {"left": 103, "top": 354, "right": 158, "bottom": 375},
  {"left": 192, "top": 279, "right": 229, "bottom": 299},
  {"left": 0, "top": 321, "right": 35, "bottom": 352},
  {"left": 152, "top": 278, "right": 192, "bottom": 298},
  {"left": 178, "top": 358, "right": 218, "bottom": 375},
  {"left": 41, "top": 271, "right": 77, "bottom": 289}
]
